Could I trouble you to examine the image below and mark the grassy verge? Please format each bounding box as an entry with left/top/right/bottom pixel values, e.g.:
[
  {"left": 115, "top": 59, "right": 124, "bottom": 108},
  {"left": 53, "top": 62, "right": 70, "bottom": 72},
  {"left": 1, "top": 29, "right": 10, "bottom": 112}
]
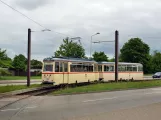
[
  {"left": 52, "top": 80, "right": 161, "bottom": 95},
  {"left": 0, "top": 76, "right": 41, "bottom": 80},
  {"left": 0, "top": 84, "right": 43, "bottom": 93},
  {"left": 144, "top": 74, "right": 153, "bottom": 76}
]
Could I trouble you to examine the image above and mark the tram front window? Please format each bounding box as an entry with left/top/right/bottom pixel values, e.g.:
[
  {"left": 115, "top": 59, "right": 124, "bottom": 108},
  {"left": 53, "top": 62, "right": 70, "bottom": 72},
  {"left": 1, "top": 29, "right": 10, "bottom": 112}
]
[{"left": 43, "top": 64, "right": 53, "bottom": 72}]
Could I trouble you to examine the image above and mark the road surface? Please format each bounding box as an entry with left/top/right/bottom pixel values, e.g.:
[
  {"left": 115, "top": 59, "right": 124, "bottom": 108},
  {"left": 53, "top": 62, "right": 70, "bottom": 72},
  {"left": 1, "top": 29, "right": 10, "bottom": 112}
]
[
  {"left": 0, "top": 80, "right": 41, "bottom": 86},
  {"left": 1, "top": 87, "right": 161, "bottom": 120}
]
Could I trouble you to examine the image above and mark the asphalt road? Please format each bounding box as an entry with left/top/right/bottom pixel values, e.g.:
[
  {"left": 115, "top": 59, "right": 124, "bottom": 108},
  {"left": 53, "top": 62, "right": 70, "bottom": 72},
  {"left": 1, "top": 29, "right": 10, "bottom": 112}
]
[
  {"left": 1, "top": 87, "right": 161, "bottom": 120},
  {"left": 0, "top": 80, "right": 41, "bottom": 86}
]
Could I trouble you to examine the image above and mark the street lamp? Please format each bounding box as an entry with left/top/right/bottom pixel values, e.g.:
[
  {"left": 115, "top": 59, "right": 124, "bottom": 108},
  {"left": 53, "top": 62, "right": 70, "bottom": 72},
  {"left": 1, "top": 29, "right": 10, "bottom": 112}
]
[
  {"left": 27, "top": 28, "right": 51, "bottom": 87},
  {"left": 90, "top": 32, "right": 100, "bottom": 58}
]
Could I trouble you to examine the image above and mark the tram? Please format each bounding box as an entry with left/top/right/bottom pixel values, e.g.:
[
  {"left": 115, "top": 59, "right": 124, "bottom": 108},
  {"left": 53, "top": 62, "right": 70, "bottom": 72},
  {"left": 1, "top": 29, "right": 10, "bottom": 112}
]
[
  {"left": 98, "top": 62, "right": 143, "bottom": 81},
  {"left": 42, "top": 57, "right": 99, "bottom": 85},
  {"left": 42, "top": 57, "right": 143, "bottom": 85}
]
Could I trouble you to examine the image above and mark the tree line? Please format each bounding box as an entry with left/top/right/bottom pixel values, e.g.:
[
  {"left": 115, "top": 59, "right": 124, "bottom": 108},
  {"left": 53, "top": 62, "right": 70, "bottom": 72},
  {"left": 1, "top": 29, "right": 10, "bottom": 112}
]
[
  {"left": 1, "top": 37, "right": 160, "bottom": 74},
  {"left": 0, "top": 49, "right": 42, "bottom": 72},
  {"left": 54, "top": 37, "right": 161, "bottom": 74}
]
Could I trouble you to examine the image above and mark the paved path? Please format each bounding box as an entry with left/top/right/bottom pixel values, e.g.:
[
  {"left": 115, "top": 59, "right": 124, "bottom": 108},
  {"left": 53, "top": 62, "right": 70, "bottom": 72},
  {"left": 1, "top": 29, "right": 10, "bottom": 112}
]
[
  {"left": 0, "top": 79, "right": 41, "bottom": 86},
  {"left": 1, "top": 87, "right": 161, "bottom": 120}
]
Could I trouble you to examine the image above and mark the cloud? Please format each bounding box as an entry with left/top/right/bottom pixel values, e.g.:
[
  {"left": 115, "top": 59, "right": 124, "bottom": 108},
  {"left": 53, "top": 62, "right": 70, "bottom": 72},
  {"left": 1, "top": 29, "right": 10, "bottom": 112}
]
[
  {"left": 0, "top": 0, "right": 161, "bottom": 61},
  {"left": 13, "top": 0, "right": 52, "bottom": 10}
]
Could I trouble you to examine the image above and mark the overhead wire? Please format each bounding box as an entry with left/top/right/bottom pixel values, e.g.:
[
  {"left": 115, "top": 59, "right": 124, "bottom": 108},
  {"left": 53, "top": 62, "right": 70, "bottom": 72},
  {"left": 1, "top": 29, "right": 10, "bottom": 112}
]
[{"left": 0, "top": 0, "right": 73, "bottom": 37}]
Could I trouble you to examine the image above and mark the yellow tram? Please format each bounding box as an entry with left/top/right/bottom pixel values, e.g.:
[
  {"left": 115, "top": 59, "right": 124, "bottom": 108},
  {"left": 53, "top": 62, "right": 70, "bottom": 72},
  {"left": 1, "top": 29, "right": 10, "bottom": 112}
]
[
  {"left": 42, "top": 57, "right": 143, "bottom": 85},
  {"left": 98, "top": 62, "right": 143, "bottom": 81},
  {"left": 42, "top": 57, "right": 99, "bottom": 85}
]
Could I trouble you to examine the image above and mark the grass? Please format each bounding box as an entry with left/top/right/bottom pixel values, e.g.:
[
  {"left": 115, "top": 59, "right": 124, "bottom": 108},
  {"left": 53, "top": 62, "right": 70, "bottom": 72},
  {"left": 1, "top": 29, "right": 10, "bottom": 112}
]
[
  {"left": 0, "top": 84, "right": 42, "bottom": 93},
  {"left": 52, "top": 80, "right": 161, "bottom": 95},
  {"left": 144, "top": 74, "right": 153, "bottom": 76},
  {"left": 0, "top": 76, "right": 41, "bottom": 80}
]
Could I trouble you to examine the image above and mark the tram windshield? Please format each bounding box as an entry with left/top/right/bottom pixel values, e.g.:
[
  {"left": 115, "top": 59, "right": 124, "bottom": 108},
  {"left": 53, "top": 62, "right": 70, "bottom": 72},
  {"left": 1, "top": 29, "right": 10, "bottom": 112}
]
[{"left": 43, "top": 64, "right": 53, "bottom": 72}]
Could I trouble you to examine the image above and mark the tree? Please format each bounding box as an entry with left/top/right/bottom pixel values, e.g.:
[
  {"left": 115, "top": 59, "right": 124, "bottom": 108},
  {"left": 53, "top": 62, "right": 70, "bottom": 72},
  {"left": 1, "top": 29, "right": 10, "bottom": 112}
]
[
  {"left": 12, "top": 54, "right": 27, "bottom": 71},
  {"left": 0, "top": 48, "right": 12, "bottom": 68},
  {"left": 92, "top": 51, "right": 108, "bottom": 62},
  {"left": 151, "top": 51, "right": 161, "bottom": 73},
  {"left": 120, "top": 38, "right": 150, "bottom": 73},
  {"left": 54, "top": 37, "right": 85, "bottom": 58},
  {"left": 109, "top": 58, "right": 115, "bottom": 62},
  {"left": 31, "top": 59, "right": 42, "bottom": 69}
]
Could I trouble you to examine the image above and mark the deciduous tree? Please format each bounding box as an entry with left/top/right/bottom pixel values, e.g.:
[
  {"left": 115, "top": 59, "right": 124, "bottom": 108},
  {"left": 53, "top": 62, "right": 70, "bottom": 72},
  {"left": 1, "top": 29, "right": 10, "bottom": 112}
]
[
  {"left": 120, "top": 38, "right": 150, "bottom": 73},
  {"left": 54, "top": 37, "right": 85, "bottom": 58},
  {"left": 12, "top": 54, "right": 27, "bottom": 71},
  {"left": 92, "top": 51, "right": 108, "bottom": 62}
]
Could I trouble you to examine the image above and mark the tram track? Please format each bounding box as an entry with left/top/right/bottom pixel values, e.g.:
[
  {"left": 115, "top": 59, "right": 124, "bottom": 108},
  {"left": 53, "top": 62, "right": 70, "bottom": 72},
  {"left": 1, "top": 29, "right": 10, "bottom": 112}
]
[
  {"left": 1, "top": 78, "right": 160, "bottom": 98},
  {"left": 16, "top": 85, "right": 60, "bottom": 96}
]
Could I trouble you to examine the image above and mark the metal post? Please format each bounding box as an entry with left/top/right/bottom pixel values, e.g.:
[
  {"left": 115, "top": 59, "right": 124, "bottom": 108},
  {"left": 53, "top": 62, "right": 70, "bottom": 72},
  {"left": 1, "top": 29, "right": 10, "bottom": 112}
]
[
  {"left": 27, "top": 28, "right": 31, "bottom": 87},
  {"left": 115, "top": 30, "right": 119, "bottom": 82},
  {"left": 90, "top": 36, "right": 92, "bottom": 58}
]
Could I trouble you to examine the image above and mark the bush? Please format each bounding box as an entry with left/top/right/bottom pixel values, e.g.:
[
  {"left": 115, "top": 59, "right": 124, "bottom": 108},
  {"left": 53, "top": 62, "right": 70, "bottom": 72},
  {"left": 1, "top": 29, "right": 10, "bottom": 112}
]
[
  {"left": 37, "top": 72, "right": 42, "bottom": 76},
  {"left": 0, "top": 69, "right": 12, "bottom": 76}
]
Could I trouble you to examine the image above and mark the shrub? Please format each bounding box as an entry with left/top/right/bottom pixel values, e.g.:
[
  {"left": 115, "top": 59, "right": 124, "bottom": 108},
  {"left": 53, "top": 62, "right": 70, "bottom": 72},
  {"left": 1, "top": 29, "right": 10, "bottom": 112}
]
[
  {"left": 0, "top": 69, "right": 12, "bottom": 76},
  {"left": 37, "top": 72, "right": 42, "bottom": 76}
]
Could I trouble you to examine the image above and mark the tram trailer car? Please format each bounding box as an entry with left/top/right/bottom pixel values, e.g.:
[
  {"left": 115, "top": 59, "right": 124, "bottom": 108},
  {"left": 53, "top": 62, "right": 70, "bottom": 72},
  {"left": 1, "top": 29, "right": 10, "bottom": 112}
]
[
  {"left": 42, "top": 57, "right": 99, "bottom": 85},
  {"left": 98, "top": 62, "right": 143, "bottom": 81}
]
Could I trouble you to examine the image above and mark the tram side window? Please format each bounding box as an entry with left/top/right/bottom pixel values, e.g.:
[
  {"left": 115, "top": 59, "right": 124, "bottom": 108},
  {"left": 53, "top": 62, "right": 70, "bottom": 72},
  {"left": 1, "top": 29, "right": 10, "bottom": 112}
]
[
  {"left": 138, "top": 66, "right": 143, "bottom": 71},
  {"left": 104, "top": 65, "right": 114, "bottom": 72},
  {"left": 64, "top": 63, "right": 68, "bottom": 72},
  {"left": 98, "top": 65, "right": 102, "bottom": 72},
  {"left": 70, "top": 63, "right": 93, "bottom": 72},
  {"left": 88, "top": 65, "right": 93, "bottom": 72},
  {"left": 132, "top": 65, "right": 137, "bottom": 71},
  {"left": 104, "top": 65, "right": 109, "bottom": 72},
  {"left": 127, "top": 65, "right": 133, "bottom": 71},
  {"left": 118, "top": 65, "right": 122, "bottom": 71},
  {"left": 55, "top": 62, "right": 59, "bottom": 72},
  {"left": 59, "top": 62, "right": 63, "bottom": 72},
  {"left": 119, "top": 65, "right": 126, "bottom": 71},
  {"left": 70, "top": 64, "right": 83, "bottom": 72},
  {"left": 44, "top": 64, "right": 53, "bottom": 72},
  {"left": 94, "top": 64, "right": 98, "bottom": 72},
  {"left": 109, "top": 66, "right": 114, "bottom": 71}
]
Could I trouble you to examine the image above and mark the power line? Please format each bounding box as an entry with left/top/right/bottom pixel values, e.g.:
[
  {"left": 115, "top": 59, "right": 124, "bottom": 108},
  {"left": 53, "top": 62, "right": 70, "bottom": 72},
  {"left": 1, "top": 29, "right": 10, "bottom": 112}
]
[{"left": 0, "top": 0, "right": 73, "bottom": 37}]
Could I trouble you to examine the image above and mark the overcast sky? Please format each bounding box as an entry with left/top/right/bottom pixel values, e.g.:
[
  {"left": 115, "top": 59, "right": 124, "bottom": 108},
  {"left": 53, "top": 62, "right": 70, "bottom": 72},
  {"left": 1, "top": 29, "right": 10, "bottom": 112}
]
[{"left": 0, "top": 0, "right": 161, "bottom": 61}]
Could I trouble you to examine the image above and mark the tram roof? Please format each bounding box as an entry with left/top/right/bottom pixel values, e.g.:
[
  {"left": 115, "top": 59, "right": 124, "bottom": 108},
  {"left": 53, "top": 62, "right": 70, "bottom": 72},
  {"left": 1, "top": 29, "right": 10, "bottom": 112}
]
[
  {"left": 97, "top": 62, "right": 142, "bottom": 66},
  {"left": 43, "top": 57, "right": 96, "bottom": 63}
]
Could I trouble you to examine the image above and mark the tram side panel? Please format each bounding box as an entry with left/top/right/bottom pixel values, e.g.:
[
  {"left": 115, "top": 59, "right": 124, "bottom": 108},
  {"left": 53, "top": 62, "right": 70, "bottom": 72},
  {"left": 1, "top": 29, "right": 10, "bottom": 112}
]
[
  {"left": 102, "top": 72, "right": 115, "bottom": 81},
  {"left": 68, "top": 73, "right": 87, "bottom": 84},
  {"left": 118, "top": 72, "right": 143, "bottom": 80},
  {"left": 118, "top": 72, "right": 130, "bottom": 80},
  {"left": 68, "top": 72, "right": 97, "bottom": 84}
]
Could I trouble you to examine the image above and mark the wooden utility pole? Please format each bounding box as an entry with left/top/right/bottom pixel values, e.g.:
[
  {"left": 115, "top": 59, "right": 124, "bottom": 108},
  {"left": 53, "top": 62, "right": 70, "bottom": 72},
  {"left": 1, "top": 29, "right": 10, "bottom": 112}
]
[
  {"left": 115, "top": 30, "right": 119, "bottom": 82},
  {"left": 27, "top": 28, "right": 31, "bottom": 87}
]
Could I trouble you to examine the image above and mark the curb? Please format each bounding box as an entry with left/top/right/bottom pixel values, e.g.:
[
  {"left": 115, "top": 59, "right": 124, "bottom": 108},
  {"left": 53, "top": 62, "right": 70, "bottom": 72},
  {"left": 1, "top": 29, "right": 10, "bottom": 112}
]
[{"left": 51, "top": 86, "right": 161, "bottom": 96}]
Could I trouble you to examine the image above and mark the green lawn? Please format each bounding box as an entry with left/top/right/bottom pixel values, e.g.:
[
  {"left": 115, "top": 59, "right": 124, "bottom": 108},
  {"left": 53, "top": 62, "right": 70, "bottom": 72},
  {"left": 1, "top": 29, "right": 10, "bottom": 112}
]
[
  {"left": 144, "top": 74, "right": 153, "bottom": 76},
  {"left": 52, "top": 80, "right": 161, "bottom": 95},
  {"left": 0, "top": 76, "right": 41, "bottom": 80},
  {"left": 0, "top": 84, "right": 42, "bottom": 93}
]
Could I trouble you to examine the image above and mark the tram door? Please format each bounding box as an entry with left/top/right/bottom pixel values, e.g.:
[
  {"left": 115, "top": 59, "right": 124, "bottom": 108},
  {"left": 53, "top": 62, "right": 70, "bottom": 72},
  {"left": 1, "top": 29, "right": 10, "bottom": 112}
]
[{"left": 63, "top": 62, "right": 69, "bottom": 84}]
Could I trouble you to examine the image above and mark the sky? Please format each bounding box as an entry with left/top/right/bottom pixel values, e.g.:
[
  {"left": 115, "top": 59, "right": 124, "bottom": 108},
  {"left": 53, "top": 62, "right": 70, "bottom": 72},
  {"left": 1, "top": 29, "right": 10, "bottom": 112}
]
[{"left": 0, "top": 0, "right": 161, "bottom": 61}]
